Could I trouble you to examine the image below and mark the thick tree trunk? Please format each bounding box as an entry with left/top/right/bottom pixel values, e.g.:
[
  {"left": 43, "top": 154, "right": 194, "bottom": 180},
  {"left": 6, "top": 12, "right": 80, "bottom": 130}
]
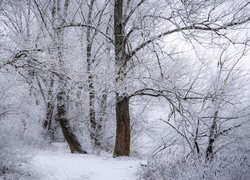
[
  {"left": 52, "top": 0, "right": 87, "bottom": 154},
  {"left": 55, "top": 41, "right": 86, "bottom": 154},
  {"left": 113, "top": 0, "right": 131, "bottom": 156},
  {"left": 57, "top": 86, "right": 87, "bottom": 154},
  {"left": 114, "top": 95, "right": 130, "bottom": 156}
]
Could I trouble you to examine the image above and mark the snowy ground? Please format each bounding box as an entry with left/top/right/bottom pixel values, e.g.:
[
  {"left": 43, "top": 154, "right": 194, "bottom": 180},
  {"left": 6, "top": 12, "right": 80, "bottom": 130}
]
[{"left": 29, "top": 147, "right": 143, "bottom": 180}]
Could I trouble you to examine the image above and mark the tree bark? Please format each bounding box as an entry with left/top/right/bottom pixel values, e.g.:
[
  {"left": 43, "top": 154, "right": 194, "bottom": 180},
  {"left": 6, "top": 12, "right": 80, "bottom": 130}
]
[
  {"left": 86, "top": 0, "right": 100, "bottom": 147},
  {"left": 114, "top": 95, "right": 130, "bottom": 156},
  {"left": 57, "top": 89, "right": 87, "bottom": 153},
  {"left": 53, "top": 0, "right": 87, "bottom": 154},
  {"left": 113, "top": 0, "right": 131, "bottom": 156}
]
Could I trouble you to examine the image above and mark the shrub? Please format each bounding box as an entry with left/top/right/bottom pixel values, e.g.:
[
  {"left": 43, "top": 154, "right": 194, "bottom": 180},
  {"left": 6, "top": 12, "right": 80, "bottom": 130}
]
[{"left": 138, "top": 154, "right": 250, "bottom": 180}]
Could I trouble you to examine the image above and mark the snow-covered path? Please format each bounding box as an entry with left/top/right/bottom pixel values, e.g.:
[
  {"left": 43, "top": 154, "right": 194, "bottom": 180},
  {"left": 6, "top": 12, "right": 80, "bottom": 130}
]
[{"left": 30, "top": 151, "right": 142, "bottom": 180}]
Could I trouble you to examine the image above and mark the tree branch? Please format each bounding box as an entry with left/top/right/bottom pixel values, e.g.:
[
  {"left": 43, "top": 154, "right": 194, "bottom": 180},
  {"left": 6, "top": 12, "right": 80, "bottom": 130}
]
[
  {"left": 128, "top": 17, "right": 250, "bottom": 60},
  {"left": 59, "top": 23, "right": 114, "bottom": 43}
]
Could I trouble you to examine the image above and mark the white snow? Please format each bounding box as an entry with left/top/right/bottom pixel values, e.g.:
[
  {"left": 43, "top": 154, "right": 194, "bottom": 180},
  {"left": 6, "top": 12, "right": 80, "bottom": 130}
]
[{"left": 29, "top": 149, "right": 143, "bottom": 180}]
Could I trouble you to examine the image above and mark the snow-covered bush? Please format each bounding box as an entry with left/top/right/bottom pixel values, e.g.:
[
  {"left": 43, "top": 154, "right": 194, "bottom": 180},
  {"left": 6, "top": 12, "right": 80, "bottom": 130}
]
[
  {"left": 0, "top": 115, "right": 34, "bottom": 179},
  {"left": 138, "top": 153, "right": 250, "bottom": 180},
  {"left": 0, "top": 81, "right": 43, "bottom": 179},
  {"left": 0, "top": 144, "right": 35, "bottom": 179}
]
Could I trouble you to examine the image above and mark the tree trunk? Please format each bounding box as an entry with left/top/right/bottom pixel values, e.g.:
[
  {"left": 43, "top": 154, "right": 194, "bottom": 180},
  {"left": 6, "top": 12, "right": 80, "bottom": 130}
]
[
  {"left": 43, "top": 77, "right": 55, "bottom": 141},
  {"left": 53, "top": 0, "right": 87, "bottom": 154},
  {"left": 114, "top": 95, "right": 130, "bottom": 156},
  {"left": 113, "top": 0, "right": 131, "bottom": 156},
  {"left": 206, "top": 111, "right": 218, "bottom": 159},
  {"left": 194, "top": 118, "right": 200, "bottom": 154},
  {"left": 44, "top": 99, "right": 55, "bottom": 141},
  {"left": 97, "top": 91, "right": 108, "bottom": 145},
  {"left": 57, "top": 89, "right": 87, "bottom": 153},
  {"left": 87, "top": 50, "right": 98, "bottom": 146},
  {"left": 86, "top": 0, "right": 101, "bottom": 148},
  {"left": 55, "top": 36, "right": 86, "bottom": 154}
]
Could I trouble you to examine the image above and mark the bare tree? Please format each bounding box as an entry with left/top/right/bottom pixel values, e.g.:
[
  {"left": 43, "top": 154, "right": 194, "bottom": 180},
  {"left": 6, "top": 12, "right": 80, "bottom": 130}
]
[
  {"left": 1, "top": 0, "right": 88, "bottom": 153},
  {"left": 50, "top": 0, "right": 87, "bottom": 153},
  {"left": 111, "top": 0, "right": 250, "bottom": 156}
]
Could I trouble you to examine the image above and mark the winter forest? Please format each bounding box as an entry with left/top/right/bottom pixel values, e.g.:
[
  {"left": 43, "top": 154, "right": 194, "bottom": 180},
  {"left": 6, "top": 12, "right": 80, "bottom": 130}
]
[{"left": 1, "top": 0, "right": 250, "bottom": 179}]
